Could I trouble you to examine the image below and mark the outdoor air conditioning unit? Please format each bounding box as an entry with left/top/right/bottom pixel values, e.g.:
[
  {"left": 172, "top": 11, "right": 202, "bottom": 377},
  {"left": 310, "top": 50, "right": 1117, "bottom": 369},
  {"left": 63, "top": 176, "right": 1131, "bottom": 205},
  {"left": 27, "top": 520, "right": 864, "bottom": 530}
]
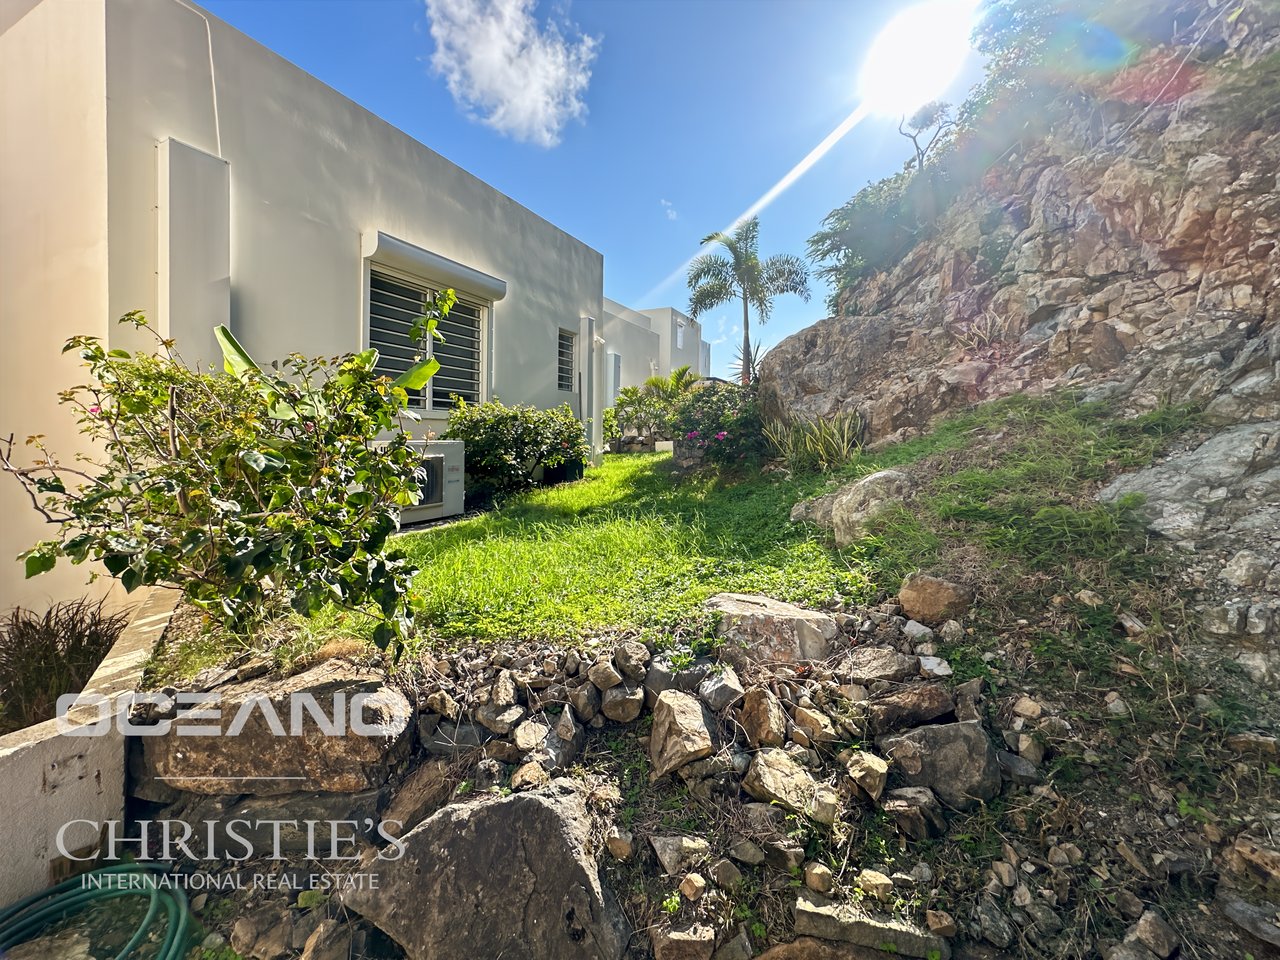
[{"left": 375, "top": 439, "right": 465, "bottom": 525}]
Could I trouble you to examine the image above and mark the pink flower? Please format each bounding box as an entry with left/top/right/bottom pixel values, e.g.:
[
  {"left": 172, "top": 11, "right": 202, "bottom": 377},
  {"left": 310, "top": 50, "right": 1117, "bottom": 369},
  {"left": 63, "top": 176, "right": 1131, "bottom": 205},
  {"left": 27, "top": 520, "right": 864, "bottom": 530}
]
[
  {"left": 88, "top": 405, "right": 100, "bottom": 414},
  {"left": 715, "top": 431, "right": 727, "bottom": 441},
  {"left": 686, "top": 430, "right": 700, "bottom": 439}
]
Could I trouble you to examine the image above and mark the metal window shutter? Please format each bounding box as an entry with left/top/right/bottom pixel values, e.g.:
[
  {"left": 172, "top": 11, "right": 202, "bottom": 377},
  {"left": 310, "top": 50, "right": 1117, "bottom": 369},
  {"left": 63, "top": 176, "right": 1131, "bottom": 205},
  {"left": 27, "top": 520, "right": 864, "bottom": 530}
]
[{"left": 370, "top": 269, "right": 482, "bottom": 410}]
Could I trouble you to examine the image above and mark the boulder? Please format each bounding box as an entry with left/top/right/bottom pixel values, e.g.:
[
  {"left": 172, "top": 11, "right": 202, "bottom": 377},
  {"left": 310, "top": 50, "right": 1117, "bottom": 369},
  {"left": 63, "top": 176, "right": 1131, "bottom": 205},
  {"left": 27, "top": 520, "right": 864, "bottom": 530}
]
[
  {"left": 740, "top": 686, "right": 787, "bottom": 747},
  {"left": 528, "top": 712, "right": 585, "bottom": 773},
  {"left": 1221, "top": 835, "right": 1280, "bottom": 894},
  {"left": 343, "top": 789, "right": 630, "bottom": 960},
  {"left": 1126, "top": 909, "right": 1179, "bottom": 958},
  {"left": 651, "top": 835, "right": 712, "bottom": 875},
  {"left": 615, "top": 641, "right": 651, "bottom": 680},
  {"left": 707, "top": 593, "right": 838, "bottom": 666},
  {"left": 588, "top": 658, "right": 624, "bottom": 691},
  {"left": 698, "top": 666, "right": 746, "bottom": 711},
  {"left": 568, "top": 682, "right": 602, "bottom": 722},
  {"left": 381, "top": 760, "right": 454, "bottom": 837},
  {"left": 1217, "top": 891, "right": 1280, "bottom": 948},
  {"left": 792, "top": 705, "right": 839, "bottom": 743},
  {"left": 600, "top": 682, "right": 645, "bottom": 722},
  {"left": 651, "top": 922, "right": 716, "bottom": 960},
  {"left": 878, "top": 721, "right": 1000, "bottom": 811},
  {"left": 713, "top": 926, "right": 754, "bottom": 960},
  {"left": 645, "top": 656, "right": 715, "bottom": 707},
  {"left": 793, "top": 891, "right": 952, "bottom": 959},
  {"left": 830, "top": 470, "right": 916, "bottom": 547},
  {"left": 650, "top": 690, "right": 716, "bottom": 779},
  {"left": 840, "top": 750, "right": 888, "bottom": 800},
  {"left": 897, "top": 574, "right": 973, "bottom": 624},
  {"left": 514, "top": 718, "right": 552, "bottom": 752},
  {"left": 743, "top": 748, "right": 838, "bottom": 824},
  {"left": 867, "top": 683, "right": 955, "bottom": 733},
  {"left": 883, "top": 787, "right": 947, "bottom": 840},
  {"left": 299, "top": 920, "right": 354, "bottom": 960},
  {"left": 840, "top": 647, "right": 919, "bottom": 685},
  {"left": 1099, "top": 422, "right": 1280, "bottom": 544},
  {"left": 422, "top": 719, "right": 492, "bottom": 756},
  {"left": 139, "top": 661, "right": 412, "bottom": 795},
  {"left": 172, "top": 788, "right": 387, "bottom": 857}
]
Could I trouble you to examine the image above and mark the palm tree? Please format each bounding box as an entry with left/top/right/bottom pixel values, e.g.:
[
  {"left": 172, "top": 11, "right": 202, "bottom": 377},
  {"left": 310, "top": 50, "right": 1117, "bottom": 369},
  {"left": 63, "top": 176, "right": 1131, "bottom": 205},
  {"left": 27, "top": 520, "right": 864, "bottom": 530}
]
[
  {"left": 642, "top": 364, "right": 697, "bottom": 402},
  {"left": 686, "top": 217, "right": 810, "bottom": 385}
]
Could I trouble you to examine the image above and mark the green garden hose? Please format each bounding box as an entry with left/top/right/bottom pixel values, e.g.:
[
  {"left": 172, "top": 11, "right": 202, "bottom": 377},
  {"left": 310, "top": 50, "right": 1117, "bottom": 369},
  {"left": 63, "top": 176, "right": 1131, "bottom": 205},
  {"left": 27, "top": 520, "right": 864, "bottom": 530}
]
[{"left": 0, "top": 863, "right": 194, "bottom": 959}]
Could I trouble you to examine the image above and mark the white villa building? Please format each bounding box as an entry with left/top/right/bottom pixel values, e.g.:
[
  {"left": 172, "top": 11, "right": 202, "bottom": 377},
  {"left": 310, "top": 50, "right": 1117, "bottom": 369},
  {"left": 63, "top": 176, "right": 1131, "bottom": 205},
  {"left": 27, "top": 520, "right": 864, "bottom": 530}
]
[
  {"left": 0, "top": 0, "right": 703, "bottom": 610},
  {"left": 601, "top": 299, "right": 712, "bottom": 402}
]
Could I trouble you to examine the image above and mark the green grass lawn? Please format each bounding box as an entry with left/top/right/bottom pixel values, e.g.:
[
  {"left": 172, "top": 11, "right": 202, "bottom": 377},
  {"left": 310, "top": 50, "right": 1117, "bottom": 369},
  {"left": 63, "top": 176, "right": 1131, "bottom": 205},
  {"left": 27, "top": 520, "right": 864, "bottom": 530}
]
[
  {"left": 395, "top": 453, "right": 872, "bottom": 646},
  {"left": 147, "top": 392, "right": 1199, "bottom": 678},
  {"left": 393, "top": 392, "right": 1194, "bottom": 649}
]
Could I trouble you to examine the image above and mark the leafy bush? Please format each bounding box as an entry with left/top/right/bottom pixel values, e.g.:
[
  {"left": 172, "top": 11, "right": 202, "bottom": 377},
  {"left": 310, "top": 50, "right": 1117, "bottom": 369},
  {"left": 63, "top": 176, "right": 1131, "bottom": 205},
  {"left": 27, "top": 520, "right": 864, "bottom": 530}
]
[
  {"left": 669, "top": 384, "right": 766, "bottom": 469},
  {"left": 1, "top": 310, "right": 450, "bottom": 653},
  {"left": 0, "top": 599, "right": 129, "bottom": 734},
  {"left": 443, "top": 398, "right": 588, "bottom": 507},
  {"left": 763, "top": 413, "right": 863, "bottom": 473},
  {"left": 613, "top": 385, "right": 670, "bottom": 439},
  {"left": 541, "top": 403, "right": 591, "bottom": 469},
  {"left": 602, "top": 406, "right": 622, "bottom": 444}
]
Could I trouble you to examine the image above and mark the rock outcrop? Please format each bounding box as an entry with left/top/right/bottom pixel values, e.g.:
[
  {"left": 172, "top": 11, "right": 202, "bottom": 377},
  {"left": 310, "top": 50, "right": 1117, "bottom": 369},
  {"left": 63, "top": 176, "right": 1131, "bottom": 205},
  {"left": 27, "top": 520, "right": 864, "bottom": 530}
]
[
  {"left": 760, "top": 4, "right": 1279, "bottom": 452},
  {"left": 342, "top": 786, "right": 631, "bottom": 960},
  {"left": 760, "top": 1, "right": 1280, "bottom": 701}
]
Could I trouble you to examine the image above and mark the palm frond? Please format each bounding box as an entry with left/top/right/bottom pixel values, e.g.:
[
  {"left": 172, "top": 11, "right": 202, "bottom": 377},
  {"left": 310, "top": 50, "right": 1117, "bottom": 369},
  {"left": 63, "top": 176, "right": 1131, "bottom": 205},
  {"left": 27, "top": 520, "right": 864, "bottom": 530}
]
[
  {"left": 761, "top": 254, "right": 812, "bottom": 301},
  {"left": 687, "top": 253, "right": 735, "bottom": 291},
  {"left": 687, "top": 276, "right": 736, "bottom": 319}
]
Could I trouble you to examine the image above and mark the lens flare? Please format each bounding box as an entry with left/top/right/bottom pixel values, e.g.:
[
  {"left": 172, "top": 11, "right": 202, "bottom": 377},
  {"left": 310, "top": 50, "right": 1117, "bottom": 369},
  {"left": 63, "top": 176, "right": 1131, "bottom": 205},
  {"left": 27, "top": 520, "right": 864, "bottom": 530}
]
[{"left": 858, "top": 0, "right": 980, "bottom": 118}]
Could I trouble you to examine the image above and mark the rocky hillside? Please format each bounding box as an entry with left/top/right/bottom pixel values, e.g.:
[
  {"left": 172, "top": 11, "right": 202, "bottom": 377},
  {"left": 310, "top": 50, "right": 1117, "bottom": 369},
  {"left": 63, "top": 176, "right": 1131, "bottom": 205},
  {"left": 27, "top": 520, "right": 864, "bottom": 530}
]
[{"left": 759, "top": 0, "right": 1280, "bottom": 688}]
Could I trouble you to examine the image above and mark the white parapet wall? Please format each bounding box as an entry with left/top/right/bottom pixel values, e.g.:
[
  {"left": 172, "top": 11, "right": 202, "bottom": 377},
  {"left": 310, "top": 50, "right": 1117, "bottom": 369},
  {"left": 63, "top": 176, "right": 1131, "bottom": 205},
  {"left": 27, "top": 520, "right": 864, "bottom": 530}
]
[{"left": 0, "top": 588, "right": 176, "bottom": 906}]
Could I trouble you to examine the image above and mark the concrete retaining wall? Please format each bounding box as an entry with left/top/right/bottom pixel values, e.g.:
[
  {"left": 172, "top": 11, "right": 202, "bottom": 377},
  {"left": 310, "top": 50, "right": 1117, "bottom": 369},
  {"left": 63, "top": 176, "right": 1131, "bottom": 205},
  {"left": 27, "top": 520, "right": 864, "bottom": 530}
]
[{"left": 0, "top": 587, "right": 176, "bottom": 905}]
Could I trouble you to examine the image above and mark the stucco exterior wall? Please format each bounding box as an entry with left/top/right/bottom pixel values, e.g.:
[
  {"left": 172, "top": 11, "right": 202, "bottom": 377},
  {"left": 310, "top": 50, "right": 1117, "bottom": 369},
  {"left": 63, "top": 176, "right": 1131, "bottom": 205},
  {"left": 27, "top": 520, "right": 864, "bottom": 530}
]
[
  {"left": 638, "top": 307, "right": 704, "bottom": 377},
  {"left": 601, "top": 298, "right": 661, "bottom": 400},
  {"left": 0, "top": 0, "right": 112, "bottom": 610},
  {"left": 102, "top": 0, "right": 603, "bottom": 428},
  {"left": 1, "top": 0, "right": 606, "bottom": 609}
]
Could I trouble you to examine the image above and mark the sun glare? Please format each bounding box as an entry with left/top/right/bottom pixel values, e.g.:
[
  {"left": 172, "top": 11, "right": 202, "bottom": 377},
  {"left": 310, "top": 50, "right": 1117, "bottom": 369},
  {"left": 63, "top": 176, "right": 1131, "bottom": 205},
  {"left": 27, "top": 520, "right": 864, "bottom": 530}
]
[
  {"left": 641, "top": 0, "right": 981, "bottom": 305},
  {"left": 858, "top": 0, "right": 980, "bottom": 118}
]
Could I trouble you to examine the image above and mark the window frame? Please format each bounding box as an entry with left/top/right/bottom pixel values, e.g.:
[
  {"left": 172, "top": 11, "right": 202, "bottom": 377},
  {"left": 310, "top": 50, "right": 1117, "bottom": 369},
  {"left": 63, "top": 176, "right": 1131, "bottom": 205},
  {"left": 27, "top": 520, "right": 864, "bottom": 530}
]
[
  {"left": 557, "top": 328, "right": 577, "bottom": 393},
  {"left": 365, "top": 262, "right": 489, "bottom": 413}
]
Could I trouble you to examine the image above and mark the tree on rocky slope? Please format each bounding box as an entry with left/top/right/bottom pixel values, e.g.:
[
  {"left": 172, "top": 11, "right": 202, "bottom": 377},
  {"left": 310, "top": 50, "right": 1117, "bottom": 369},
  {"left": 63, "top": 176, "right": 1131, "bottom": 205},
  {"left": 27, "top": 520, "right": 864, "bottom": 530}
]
[
  {"left": 687, "top": 217, "right": 810, "bottom": 386},
  {"left": 899, "top": 100, "right": 955, "bottom": 173}
]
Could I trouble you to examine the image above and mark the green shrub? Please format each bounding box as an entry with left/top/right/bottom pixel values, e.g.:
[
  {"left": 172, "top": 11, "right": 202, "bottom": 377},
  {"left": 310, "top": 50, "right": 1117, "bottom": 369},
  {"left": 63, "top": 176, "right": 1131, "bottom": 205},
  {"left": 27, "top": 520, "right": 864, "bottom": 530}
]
[
  {"left": 541, "top": 403, "right": 591, "bottom": 469},
  {"left": 0, "top": 599, "right": 129, "bottom": 734},
  {"left": 669, "top": 384, "right": 767, "bottom": 469},
  {"left": 2, "top": 310, "right": 447, "bottom": 654},
  {"left": 443, "top": 398, "right": 588, "bottom": 507},
  {"left": 613, "top": 385, "right": 669, "bottom": 438},
  {"left": 602, "top": 406, "right": 622, "bottom": 444}
]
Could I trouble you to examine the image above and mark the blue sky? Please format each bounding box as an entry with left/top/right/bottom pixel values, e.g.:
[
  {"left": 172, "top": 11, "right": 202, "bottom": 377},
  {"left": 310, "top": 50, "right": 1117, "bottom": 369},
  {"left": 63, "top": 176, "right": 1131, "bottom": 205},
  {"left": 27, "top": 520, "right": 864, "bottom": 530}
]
[{"left": 203, "top": 0, "right": 983, "bottom": 380}]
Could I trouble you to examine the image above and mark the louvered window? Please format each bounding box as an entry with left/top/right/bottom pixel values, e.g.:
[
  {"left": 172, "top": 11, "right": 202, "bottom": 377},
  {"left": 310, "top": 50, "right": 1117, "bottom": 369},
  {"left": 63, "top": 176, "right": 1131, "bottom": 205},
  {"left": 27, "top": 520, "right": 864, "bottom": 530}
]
[
  {"left": 369, "top": 269, "right": 482, "bottom": 410},
  {"left": 557, "top": 330, "right": 576, "bottom": 392}
]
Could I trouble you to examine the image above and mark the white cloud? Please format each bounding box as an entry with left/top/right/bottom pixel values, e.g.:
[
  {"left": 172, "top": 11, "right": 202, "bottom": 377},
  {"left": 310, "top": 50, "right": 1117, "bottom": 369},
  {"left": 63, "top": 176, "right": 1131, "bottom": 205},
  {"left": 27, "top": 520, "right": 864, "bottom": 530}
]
[
  {"left": 425, "top": 0, "right": 598, "bottom": 148},
  {"left": 660, "top": 199, "right": 678, "bottom": 221}
]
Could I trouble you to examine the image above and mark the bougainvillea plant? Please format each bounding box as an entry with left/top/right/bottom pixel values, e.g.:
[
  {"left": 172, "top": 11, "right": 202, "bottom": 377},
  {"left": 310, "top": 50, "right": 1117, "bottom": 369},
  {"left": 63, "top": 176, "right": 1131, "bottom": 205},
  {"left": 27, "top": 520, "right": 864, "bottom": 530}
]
[{"left": 1, "top": 300, "right": 454, "bottom": 655}]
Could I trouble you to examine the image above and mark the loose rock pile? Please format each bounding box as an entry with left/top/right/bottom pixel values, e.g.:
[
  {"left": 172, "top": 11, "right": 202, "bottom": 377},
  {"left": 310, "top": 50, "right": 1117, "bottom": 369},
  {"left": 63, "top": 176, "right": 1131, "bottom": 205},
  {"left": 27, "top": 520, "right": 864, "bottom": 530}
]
[{"left": 131, "top": 576, "right": 1140, "bottom": 960}]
